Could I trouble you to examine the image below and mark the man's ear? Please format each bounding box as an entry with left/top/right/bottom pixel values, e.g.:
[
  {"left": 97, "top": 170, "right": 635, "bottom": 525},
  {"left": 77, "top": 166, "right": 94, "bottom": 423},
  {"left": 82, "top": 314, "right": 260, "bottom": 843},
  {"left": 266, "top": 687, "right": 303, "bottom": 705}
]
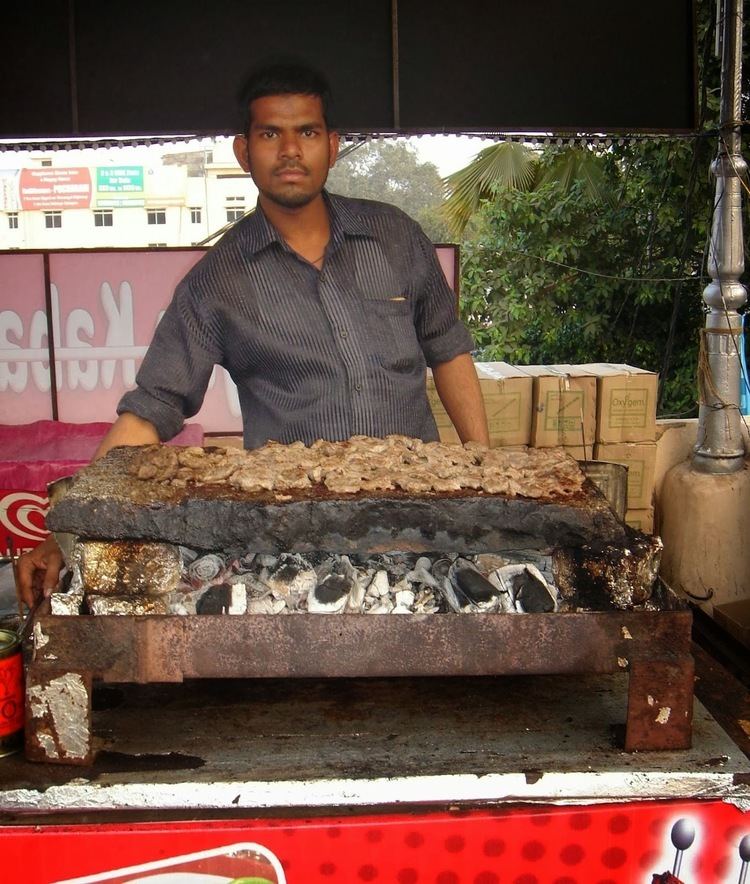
[
  {"left": 233, "top": 135, "right": 251, "bottom": 172},
  {"left": 328, "top": 131, "right": 340, "bottom": 169}
]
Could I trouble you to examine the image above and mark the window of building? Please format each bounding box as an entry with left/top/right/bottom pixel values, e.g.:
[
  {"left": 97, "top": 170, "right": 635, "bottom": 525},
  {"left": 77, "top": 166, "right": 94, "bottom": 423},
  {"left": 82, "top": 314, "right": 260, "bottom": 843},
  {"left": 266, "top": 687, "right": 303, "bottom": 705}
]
[
  {"left": 190, "top": 207, "right": 202, "bottom": 224},
  {"left": 44, "top": 211, "right": 62, "bottom": 229},
  {"left": 7, "top": 213, "right": 19, "bottom": 229},
  {"left": 93, "top": 210, "right": 113, "bottom": 227},
  {"left": 148, "top": 242, "right": 168, "bottom": 248},
  {"left": 40, "top": 159, "right": 52, "bottom": 167},
  {"left": 226, "top": 208, "right": 245, "bottom": 222},
  {"left": 147, "top": 209, "right": 166, "bottom": 225},
  {"left": 226, "top": 196, "right": 244, "bottom": 203}
]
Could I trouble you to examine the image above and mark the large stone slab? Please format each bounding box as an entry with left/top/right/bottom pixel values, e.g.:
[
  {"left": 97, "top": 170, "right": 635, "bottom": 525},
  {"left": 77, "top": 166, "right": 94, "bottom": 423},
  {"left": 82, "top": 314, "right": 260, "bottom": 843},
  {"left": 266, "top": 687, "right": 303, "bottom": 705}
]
[{"left": 48, "top": 446, "right": 629, "bottom": 554}]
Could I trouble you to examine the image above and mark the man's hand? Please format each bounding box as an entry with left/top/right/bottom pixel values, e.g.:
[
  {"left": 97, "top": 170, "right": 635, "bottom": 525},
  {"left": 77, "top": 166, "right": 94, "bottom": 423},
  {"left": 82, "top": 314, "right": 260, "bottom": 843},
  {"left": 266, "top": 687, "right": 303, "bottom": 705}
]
[{"left": 16, "top": 535, "right": 64, "bottom": 609}]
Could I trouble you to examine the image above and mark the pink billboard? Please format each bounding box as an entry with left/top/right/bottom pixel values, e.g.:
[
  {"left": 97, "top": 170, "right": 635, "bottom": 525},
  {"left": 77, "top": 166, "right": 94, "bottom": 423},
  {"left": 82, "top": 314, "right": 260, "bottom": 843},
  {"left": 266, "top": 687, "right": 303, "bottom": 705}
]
[
  {"left": 48, "top": 250, "right": 242, "bottom": 432},
  {"left": 0, "top": 254, "right": 53, "bottom": 423}
]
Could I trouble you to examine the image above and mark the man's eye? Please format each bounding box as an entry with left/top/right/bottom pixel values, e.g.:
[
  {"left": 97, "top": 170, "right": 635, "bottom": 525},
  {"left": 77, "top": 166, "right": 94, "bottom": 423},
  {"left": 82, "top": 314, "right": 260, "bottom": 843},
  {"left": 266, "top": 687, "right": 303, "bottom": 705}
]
[
  {"left": 261, "top": 131, "right": 277, "bottom": 139},
  {"left": 302, "top": 129, "right": 316, "bottom": 137}
]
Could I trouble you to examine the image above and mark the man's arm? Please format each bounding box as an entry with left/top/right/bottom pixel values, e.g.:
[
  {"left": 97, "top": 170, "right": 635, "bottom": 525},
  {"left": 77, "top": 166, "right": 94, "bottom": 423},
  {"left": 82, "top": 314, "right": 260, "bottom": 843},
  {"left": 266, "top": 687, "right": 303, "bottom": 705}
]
[
  {"left": 16, "top": 413, "right": 160, "bottom": 607},
  {"left": 92, "top": 412, "right": 160, "bottom": 459},
  {"left": 432, "top": 353, "right": 490, "bottom": 446}
]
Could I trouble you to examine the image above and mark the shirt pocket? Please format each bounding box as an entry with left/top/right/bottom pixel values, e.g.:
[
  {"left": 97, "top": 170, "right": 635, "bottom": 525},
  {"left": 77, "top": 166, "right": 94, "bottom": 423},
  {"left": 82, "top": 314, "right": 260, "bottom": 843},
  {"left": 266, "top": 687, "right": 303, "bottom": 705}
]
[{"left": 362, "top": 296, "right": 423, "bottom": 373}]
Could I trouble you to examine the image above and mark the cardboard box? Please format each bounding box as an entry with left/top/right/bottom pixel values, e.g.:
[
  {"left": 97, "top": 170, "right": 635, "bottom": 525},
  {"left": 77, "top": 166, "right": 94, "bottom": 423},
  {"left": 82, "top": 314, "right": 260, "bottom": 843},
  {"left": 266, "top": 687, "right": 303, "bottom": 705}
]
[
  {"left": 474, "top": 362, "right": 533, "bottom": 447},
  {"left": 519, "top": 365, "right": 597, "bottom": 450},
  {"left": 624, "top": 508, "right": 655, "bottom": 534},
  {"left": 582, "top": 363, "right": 658, "bottom": 443},
  {"left": 595, "top": 441, "right": 657, "bottom": 510},
  {"left": 560, "top": 445, "right": 588, "bottom": 461}
]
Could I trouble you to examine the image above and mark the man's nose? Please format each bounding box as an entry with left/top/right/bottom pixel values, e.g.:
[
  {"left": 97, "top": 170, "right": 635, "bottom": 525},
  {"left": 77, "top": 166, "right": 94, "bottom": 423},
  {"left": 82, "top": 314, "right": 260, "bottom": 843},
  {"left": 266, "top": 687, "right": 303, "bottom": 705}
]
[{"left": 278, "top": 133, "right": 302, "bottom": 158}]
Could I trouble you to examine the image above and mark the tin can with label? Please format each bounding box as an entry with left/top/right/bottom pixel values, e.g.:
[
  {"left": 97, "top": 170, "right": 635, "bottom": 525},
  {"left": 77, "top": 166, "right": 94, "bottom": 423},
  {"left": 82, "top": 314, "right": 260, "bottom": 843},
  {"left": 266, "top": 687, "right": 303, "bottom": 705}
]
[{"left": 0, "top": 628, "right": 23, "bottom": 756}]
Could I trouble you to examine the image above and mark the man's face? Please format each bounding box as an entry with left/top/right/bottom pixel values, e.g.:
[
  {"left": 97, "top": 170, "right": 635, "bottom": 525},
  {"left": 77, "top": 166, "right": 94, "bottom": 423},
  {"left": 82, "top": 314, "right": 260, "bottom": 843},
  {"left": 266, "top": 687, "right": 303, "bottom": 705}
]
[{"left": 233, "top": 93, "right": 339, "bottom": 210}]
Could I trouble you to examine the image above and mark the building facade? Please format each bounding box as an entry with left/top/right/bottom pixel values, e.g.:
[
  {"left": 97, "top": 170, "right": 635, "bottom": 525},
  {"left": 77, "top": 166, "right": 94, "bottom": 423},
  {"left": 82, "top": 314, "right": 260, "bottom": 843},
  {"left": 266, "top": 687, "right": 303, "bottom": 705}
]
[{"left": 0, "top": 139, "right": 258, "bottom": 251}]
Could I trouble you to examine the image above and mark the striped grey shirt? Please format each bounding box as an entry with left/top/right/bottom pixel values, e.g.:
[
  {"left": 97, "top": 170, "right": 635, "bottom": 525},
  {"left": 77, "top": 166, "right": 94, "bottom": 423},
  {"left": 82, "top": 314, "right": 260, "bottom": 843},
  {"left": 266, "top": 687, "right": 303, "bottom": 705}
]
[{"left": 118, "top": 192, "right": 474, "bottom": 449}]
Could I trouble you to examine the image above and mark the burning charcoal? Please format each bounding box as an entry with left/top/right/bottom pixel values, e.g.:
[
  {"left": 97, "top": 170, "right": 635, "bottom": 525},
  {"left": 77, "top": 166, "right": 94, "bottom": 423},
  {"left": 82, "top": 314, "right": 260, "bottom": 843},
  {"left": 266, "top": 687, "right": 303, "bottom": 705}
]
[
  {"left": 307, "top": 555, "right": 357, "bottom": 613},
  {"left": 367, "top": 553, "right": 414, "bottom": 580},
  {"left": 196, "top": 583, "right": 233, "bottom": 614},
  {"left": 405, "top": 562, "right": 440, "bottom": 590},
  {"left": 179, "top": 546, "right": 199, "bottom": 566},
  {"left": 490, "top": 564, "right": 557, "bottom": 613},
  {"left": 431, "top": 557, "right": 453, "bottom": 582},
  {"left": 231, "top": 552, "right": 257, "bottom": 573},
  {"left": 256, "top": 554, "right": 278, "bottom": 569},
  {"left": 512, "top": 569, "right": 556, "bottom": 613},
  {"left": 308, "top": 574, "right": 352, "bottom": 613},
  {"left": 454, "top": 568, "right": 497, "bottom": 603},
  {"left": 440, "top": 559, "right": 508, "bottom": 613},
  {"left": 188, "top": 553, "right": 228, "bottom": 589},
  {"left": 264, "top": 553, "right": 317, "bottom": 604}
]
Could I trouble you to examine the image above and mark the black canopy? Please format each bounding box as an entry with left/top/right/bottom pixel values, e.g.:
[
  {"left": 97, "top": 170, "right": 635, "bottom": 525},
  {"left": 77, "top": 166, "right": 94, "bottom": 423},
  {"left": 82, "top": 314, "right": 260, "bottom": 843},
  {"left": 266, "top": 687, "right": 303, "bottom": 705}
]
[{"left": 3, "top": 0, "right": 695, "bottom": 140}]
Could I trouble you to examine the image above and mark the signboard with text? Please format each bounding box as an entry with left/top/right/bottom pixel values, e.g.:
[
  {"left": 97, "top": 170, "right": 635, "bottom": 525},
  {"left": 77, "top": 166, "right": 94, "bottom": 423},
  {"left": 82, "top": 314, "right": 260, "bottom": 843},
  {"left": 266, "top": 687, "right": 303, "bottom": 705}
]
[
  {"left": 96, "top": 166, "right": 144, "bottom": 193},
  {"left": 95, "top": 166, "right": 145, "bottom": 208},
  {"left": 19, "top": 168, "right": 92, "bottom": 211}
]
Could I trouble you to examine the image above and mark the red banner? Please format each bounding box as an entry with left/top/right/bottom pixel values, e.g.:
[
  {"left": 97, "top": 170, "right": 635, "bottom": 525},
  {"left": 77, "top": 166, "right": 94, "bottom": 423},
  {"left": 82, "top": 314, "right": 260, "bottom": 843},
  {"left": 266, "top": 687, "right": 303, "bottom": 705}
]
[
  {"left": 0, "top": 801, "right": 748, "bottom": 883},
  {"left": 19, "top": 168, "right": 92, "bottom": 210}
]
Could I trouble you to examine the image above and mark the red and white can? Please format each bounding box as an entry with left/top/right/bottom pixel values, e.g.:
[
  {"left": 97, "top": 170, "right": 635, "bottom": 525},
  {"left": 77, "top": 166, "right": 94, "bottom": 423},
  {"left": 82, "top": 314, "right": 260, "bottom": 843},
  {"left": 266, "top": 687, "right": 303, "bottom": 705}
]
[{"left": 0, "top": 628, "right": 23, "bottom": 756}]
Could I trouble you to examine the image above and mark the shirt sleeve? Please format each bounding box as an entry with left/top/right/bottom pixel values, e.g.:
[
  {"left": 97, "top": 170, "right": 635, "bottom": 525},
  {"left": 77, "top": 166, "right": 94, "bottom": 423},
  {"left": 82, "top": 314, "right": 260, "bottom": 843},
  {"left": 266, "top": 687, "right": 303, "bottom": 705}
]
[
  {"left": 116, "top": 277, "right": 221, "bottom": 441},
  {"left": 410, "top": 224, "right": 475, "bottom": 367}
]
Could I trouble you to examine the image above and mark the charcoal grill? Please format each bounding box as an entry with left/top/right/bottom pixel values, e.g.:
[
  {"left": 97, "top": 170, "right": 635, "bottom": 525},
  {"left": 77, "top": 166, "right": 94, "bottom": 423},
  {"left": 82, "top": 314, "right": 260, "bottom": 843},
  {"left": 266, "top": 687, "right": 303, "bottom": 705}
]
[{"left": 25, "top": 446, "right": 693, "bottom": 765}]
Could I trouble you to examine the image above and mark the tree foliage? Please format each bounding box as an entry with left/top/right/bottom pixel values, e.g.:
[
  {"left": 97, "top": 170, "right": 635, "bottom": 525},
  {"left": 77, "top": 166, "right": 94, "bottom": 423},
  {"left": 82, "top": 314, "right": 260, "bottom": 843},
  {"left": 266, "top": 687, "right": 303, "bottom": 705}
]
[{"left": 327, "top": 140, "right": 451, "bottom": 241}]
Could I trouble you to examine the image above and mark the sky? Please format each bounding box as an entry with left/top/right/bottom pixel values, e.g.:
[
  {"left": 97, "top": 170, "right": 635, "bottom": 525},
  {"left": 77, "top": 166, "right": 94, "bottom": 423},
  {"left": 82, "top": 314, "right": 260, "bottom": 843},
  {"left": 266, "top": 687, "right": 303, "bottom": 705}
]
[
  {"left": 0, "top": 134, "right": 493, "bottom": 178},
  {"left": 410, "top": 134, "right": 495, "bottom": 177}
]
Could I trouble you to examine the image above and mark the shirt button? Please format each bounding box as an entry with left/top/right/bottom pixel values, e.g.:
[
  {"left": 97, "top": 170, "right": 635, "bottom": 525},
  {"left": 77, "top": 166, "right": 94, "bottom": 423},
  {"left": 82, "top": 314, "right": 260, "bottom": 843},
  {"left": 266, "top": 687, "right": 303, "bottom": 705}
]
[
  {"left": 340, "top": 330, "right": 348, "bottom": 339},
  {"left": 354, "top": 383, "right": 362, "bottom": 392}
]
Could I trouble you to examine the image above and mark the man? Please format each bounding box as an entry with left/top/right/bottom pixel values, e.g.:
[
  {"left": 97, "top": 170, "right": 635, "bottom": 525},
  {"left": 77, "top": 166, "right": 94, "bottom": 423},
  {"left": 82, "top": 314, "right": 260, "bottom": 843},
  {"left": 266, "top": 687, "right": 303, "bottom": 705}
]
[{"left": 17, "top": 63, "right": 488, "bottom": 606}]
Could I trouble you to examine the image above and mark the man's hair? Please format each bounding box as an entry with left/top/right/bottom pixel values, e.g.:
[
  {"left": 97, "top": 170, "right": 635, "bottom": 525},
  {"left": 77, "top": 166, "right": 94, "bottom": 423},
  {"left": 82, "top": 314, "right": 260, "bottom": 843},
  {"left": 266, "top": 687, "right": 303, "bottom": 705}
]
[{"left": 237, "top": 62, "right": 333, "bottom": 133}]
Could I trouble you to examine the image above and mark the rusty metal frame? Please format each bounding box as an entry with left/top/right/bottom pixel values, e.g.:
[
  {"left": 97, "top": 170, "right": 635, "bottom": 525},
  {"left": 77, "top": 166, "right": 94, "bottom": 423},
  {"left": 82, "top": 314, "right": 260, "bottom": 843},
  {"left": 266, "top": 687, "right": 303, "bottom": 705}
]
[{"left": 25, "top": 607, "right": 694, "bottom": 765}]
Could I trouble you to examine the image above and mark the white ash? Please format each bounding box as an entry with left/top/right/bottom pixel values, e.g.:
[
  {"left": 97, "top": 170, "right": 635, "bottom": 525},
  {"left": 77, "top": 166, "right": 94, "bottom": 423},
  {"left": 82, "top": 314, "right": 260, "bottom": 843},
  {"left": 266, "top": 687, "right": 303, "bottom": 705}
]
[
  {"left": 49, "top": 544, "right": 560, "bottom": 616},
  {"left": 158, "top": 549, "right": 560, "bottom": 616}
]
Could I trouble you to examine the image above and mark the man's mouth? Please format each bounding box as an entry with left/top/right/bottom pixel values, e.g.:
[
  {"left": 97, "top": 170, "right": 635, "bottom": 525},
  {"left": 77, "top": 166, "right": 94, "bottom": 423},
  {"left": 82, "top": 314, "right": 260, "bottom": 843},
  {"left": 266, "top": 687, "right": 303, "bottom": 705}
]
[{"left": 276, "top": 166, "right": 307, "bottom": 181}]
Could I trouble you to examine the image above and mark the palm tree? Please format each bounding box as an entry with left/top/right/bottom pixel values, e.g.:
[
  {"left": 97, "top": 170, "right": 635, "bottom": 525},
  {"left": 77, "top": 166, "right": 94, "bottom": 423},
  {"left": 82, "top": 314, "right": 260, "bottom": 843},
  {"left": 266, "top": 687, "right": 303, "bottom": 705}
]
[{"left": 442, "top": 141, "right": 611, "bottom": 236}]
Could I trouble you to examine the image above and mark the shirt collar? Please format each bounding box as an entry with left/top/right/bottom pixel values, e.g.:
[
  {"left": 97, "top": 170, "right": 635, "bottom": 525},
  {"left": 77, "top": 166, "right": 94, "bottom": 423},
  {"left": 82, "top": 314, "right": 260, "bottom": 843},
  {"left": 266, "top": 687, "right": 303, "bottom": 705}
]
[
  {"left": 240, "top": 191, "right": 372, "bottom": 257},
  {"left": 324, "top": 191, "right": 372, "bottom": 241},
  {"left": 241, "top": 205, "right": 283, "bottom": 256}
]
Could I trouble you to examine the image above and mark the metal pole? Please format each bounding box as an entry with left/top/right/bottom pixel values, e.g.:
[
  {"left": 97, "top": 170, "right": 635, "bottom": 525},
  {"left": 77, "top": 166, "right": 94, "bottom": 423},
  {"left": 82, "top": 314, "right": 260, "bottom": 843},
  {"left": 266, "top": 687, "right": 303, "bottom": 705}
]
[{"left": 693, "top": 0, "right": 747, "bottom": 473}]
